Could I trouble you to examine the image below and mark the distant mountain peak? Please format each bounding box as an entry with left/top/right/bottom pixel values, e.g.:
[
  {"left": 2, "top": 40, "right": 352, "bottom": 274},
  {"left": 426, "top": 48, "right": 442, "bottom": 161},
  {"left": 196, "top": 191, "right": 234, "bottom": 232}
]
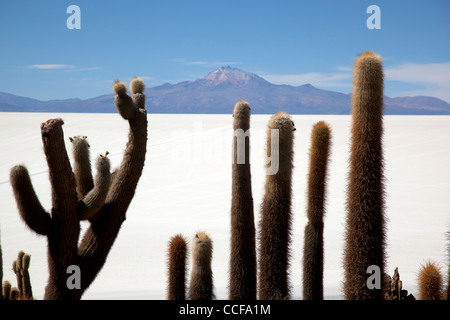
[{"left": 202, "top": 66, "right": 267, "bottom": 85}]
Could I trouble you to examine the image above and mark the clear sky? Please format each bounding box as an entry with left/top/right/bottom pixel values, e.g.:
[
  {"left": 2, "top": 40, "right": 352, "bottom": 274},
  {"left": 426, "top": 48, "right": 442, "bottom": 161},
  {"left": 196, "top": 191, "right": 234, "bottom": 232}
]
[{"left": 0, "top": 0, "right": 449, "bottom": 102}]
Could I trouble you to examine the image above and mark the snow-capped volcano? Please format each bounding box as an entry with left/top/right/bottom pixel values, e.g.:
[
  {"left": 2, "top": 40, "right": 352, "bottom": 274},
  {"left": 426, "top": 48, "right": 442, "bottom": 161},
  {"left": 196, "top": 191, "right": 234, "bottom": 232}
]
[{"left": 202, "top": 66, "right": 269, "bottom": 86}]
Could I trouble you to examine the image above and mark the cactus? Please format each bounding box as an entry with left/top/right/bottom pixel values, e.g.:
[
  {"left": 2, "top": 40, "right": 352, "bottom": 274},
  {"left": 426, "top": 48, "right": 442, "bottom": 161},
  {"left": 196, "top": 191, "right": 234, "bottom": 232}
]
[
  {"left": 258, "top": 112, "right": 295, "bottom": 300},
  {"left": 76, "top": 152, "right": 112, "bottom": 220},
  {"left": 418, "top": 261, "right": 444, "bottom": 300},
  {"left": 418, "top": 261, "right": 443, "bottom": 300},
  {"left": 189, "top": 232, "right": 214, "bottom": 300},
  {"left": 0, "top": 235, "right": 33, "bottom": 300},
  {"left": 229, "top": 100, "right": 257, "bottom": 300},
  {"left": 302, "top": 121, "right": 331, "bottom": 300},
  {"left": 2, "top": 281, "right": 12, "bottom": 300},
  {"left": 9, "top": 77, "right": 148, "bottom": 299},
  {"left": 70, "top": 135, "right": 93, "bottom": 199},
  {"left": 343, "top": 51, "right": 386, "bottom": 300},
  {"left": 167, "top": 234, "right": 187, "bottom": 300},
  {"left": 12, "top": 251, "right": 33, "bottom": 300},
  {"left": 447, "top": 227, "right": 450, "bottom": 300}
]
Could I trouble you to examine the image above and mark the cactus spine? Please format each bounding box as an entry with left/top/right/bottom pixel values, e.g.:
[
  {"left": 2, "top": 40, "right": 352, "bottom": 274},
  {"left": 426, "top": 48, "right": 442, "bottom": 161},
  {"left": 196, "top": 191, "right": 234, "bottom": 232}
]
[
  {"left": 189, "top": 232, "right": 214, "bottom": 300},
  {"left": 229, "top": 100, "right": 256, "bottom": 300},
  {"left": 258, "top": 112, "right": 295, "bottom": 300},
  {"left": 343, "top": 51, "right": 386, "bottom": 300},
  {"left": 9, "top": 77, "right": 148, "bottom": 299},
  {"left": 302, "top": 121, "right": 331, "bottom": 300},
  {"left": 167, "top": 234, "right": 187, "bottom": 300}
]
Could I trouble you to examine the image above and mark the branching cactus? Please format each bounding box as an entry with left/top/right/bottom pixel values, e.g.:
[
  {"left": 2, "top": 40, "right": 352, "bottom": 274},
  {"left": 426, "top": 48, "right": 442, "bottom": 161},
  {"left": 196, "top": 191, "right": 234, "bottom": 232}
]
[
  {"left": 0, "top": 237, "right": 33, "bottom": 300},
  {"left": 418, "top": 261, "right": 444, "bottom": 300},
  {"left": 302, "top": 121, "right": 331, "bottom": 300},
  {"left": 167, "top": 234, "right": 187, "bottom": 300},
  {"left": 189, "top": 232, "right": 214, "bottom": 300},
  {"left": 9, "top": 77, "right": 148, "bottom": 299},
  {"left": 229, "top": 100, "right": 256, "bottom": 300},
  {"left": 343, "top": 51, "right": 386, "bottom": 300},
  {"left": 258, "top": 112, "right": 295, "bottom": 300},
  {"left": 12, "top": 251, "right": 33, "bottom": 300}
]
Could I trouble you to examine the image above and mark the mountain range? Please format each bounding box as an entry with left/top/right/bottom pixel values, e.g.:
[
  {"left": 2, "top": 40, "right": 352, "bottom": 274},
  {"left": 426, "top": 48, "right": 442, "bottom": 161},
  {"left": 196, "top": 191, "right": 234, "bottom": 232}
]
[{"left": 1, "top": 66, "right": 450, "bottom": 115}]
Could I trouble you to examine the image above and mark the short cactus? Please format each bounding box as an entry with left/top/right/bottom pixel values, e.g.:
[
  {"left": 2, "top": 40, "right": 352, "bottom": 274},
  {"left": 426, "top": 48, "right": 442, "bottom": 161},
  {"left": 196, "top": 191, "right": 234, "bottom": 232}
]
[
  {"left": 189, "top": 232, "right": 214, "bottom": 300},
  {"left": 167, "top": 234, "right": 187, "bottom": 300},
  {"left": 418, "top": 261, "right": 444, "bottom": 300}
]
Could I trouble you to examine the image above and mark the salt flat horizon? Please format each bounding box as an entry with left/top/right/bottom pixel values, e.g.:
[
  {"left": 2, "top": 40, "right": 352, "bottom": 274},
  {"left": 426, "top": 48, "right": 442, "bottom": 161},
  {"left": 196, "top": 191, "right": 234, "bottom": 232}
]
[{"left": 0, "top": 112, "right": 449, "bottom": 300}]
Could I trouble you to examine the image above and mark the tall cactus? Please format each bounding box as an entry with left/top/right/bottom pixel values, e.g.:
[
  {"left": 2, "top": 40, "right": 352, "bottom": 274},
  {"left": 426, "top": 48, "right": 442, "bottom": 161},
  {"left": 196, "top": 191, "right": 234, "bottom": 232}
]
[
  {"left": 229, "top": 100, "right": 256, "bottom": 300},
  {"left": 9, "top": 77, "right": 148, "bottom": 299},
  {"left": 343, "top": 51, "right": 386, "bottom": 300},
  {"left": 258, "top": 112, "right": 296, "bottom": 300},
  {"left": 189, "top": 232, "right": 214, "bottom": 300},
  {"left": 302, "top": 121, "right": 331, "bottom": 300},
  {"left": 167, "top": 234, "right": 187, "bottom": 300}
]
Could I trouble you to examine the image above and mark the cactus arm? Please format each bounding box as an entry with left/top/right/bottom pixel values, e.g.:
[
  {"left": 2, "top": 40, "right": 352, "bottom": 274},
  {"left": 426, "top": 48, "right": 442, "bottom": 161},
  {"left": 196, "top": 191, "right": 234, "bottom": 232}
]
[
  {"left": 75, "top": 78, "right": 147, "bottom": 295},
  {"left": 131, "top": 76, "right": 146, "bottom": 108},
  {"left": 40, "top": 118, "right": 80, "bottom": 298},
  {"left": 77, "top": 154, "right": 111, "bottom": 221},
  {"left": 70, "top": 136, "right": 94, "bottom": 199},
  {"left": 10, "top": 165, "right": 51, "bottom": 235},
  {"left": 12, "top": 251, "right": 25, "bottom": 296},
  {"left": 41, "top": 118, "right": 78, "bottom": 218},
  {"left": 113, "top": 80, "right": 136, "bottom": 120},
  {"left": 12, "top": 251, "right": 33, "bottom": 300}
]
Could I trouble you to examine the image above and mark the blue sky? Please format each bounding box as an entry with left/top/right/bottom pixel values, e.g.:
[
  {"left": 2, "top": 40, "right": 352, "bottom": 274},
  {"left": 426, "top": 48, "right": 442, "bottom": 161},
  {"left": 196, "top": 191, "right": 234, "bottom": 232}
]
[{"left": 0, "top": 0, "right": 449, "bottom": 102}]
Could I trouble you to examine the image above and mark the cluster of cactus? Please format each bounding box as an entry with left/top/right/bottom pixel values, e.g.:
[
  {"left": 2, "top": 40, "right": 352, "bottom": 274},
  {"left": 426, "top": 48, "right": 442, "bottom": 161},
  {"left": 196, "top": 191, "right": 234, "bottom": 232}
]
[
  {"left": 6, "top": 51, "right": 448, "bottom": 301},
  {"left": 172, "top": 50, "right": 448, "bottom": 301},
  {"left": 1, "top": 235, "right": 33, "bottom": 300},
  {"left": 7, "top": 77, "right": 148, "bottom": 300},
  {"left": 167, "top": 232, "right": 214, "bottom": 300}
]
